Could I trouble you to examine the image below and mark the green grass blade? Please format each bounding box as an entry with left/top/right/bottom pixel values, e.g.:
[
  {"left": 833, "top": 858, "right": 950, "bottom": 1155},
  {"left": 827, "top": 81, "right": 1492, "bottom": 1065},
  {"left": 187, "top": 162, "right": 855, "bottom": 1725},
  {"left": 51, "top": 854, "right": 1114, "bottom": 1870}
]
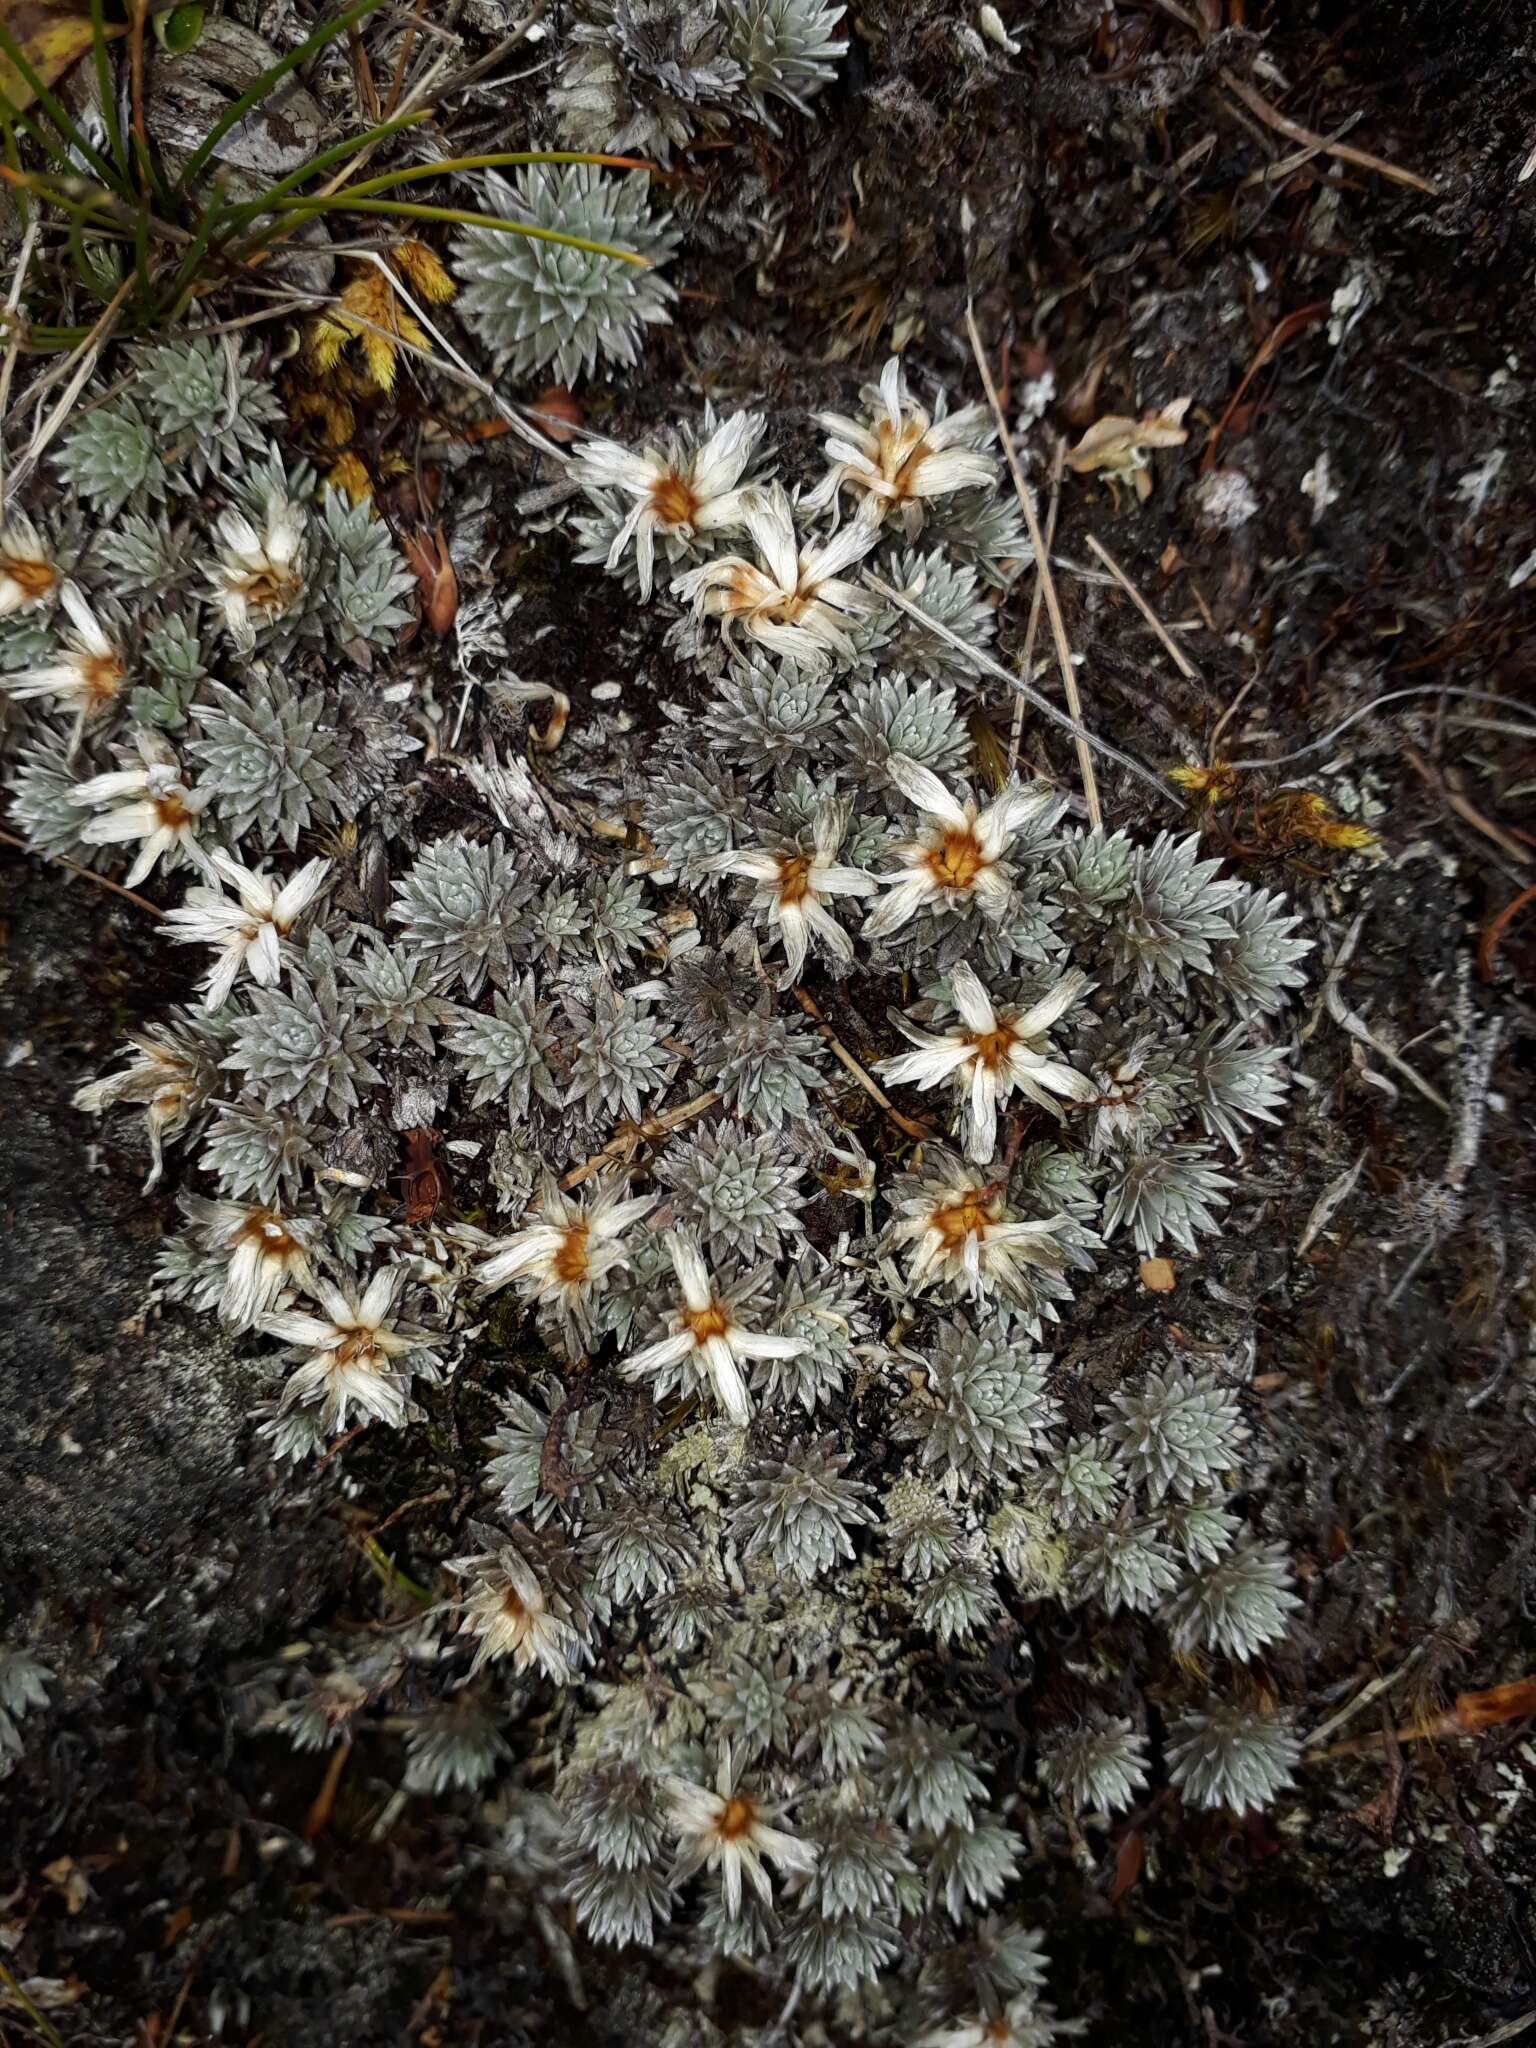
[
  {"left": 88, "top": 3, "right": 129, "bottom": 184},
  {"left": 0, "top": 18, "right": 120, "bottom": 189},
  {"left": 174, "top": 0, "right": 388, "bottom": 198},
  {"left": 156, "top": 181, "right": 231, "bottom": 318},
  {"left": 245, "top": 194, "right": 650, "bottom": 265},
  {"left": 311, "top": 149, "right": 652, "bottom": 207}
]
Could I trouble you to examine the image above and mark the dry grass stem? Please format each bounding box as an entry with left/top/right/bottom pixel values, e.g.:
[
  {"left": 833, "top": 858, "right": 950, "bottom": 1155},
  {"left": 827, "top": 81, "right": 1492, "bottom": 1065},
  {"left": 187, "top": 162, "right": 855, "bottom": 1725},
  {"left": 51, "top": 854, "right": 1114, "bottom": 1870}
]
[
  {"left": 965, "top": 303, "right": 1101, "bottom": 827},
  {"left": 1221, "top": 70, "right": 1439, "bottom": 196},
  {"left": 1008, "top": 438, "right": 1064, "bottom": 773},
  {"left": 1086, "top": 533, "right": 1203, "bottom": 683}
]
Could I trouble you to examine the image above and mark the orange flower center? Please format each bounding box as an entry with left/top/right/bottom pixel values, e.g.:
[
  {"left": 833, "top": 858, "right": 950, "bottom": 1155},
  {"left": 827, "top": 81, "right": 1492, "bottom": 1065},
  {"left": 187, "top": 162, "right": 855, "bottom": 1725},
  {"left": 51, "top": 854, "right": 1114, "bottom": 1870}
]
[
  {"left": 4, "top": 555, "right": 56, "bottom": 600},
  {"left": 924, "top": 826, "right": 987, "bottom": 891},
  {"left": 875, "top": 416, "right": 929, "bottom": 497},
  {"left": 650, "top": 473, "right": 700, "bottom": 528},
  {"left": 717, "top": 1795, "right": 758, "bottom": 1840},
  {"left": 501, "top": 1587, "right": 527, "bottom": 1622},
  {"left": 725, "top": 562, "right": 813, "bottom": 625},
  {"left": 683, "top": 1300, "right": 733, "bottom": 1345},
  {"left": 551, "top": 1224, "right": 591, "bottom": 1286},
  {"left": 236, "top": 564, "right": 303, "bottom": 618},
  {"left": 153, "top": 791, "right": 195, "bottom": 831},
  {"left": 334, "top": 1326, "right": 380, "bottom": 1371},
  {"left": 931, "top": 1194, "right": 996, "bottom": 1251},
  {"left": 970, "top": 1024, "right": 1018, "bottom": 1071},
  {"left": 776, "top": 854, "right": 812, "bottom": 907},
  {"left": 237, "top": 1210, "right": 297, "bottom": 1258},
  {"left": 81, "top": 650, "right": 125, "bottom": 707}
]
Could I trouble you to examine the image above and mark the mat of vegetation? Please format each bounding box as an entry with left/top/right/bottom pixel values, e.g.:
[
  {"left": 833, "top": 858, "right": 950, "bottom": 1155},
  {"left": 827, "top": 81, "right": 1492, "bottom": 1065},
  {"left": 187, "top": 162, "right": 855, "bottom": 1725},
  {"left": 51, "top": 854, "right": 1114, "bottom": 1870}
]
[{"left": 1, "top": 2, "right": 1533, "bottom": 2044}]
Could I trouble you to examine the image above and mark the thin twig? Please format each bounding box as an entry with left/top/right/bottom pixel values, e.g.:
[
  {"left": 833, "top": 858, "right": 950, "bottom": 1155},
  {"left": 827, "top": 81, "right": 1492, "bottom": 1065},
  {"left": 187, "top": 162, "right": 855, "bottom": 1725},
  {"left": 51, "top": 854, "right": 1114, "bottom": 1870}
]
[
  {"left": 1305, "top": 1646, "right": 1427, "bottom": 1752},
  {"left": 1224, "top": 686, "right": 1536, "bottom": 773},
  {"left": 0, "top": 824, "right": 164, "bottom": 917},
  {"left": 1404, "top": 745, "right": 1533, "bottom": 868},
  {"left": 1008, "top": 438, "right": 1063, "bottom": 774},
  {"left": 966, "top": 303, "right": 1101, "bottom": 826},
  {"left": 2, "top": 276, "right": 133, "bottom": 507},
  {"left": 1221, "top": 69, "right": 1440, "bottom": 196},
  {"left": 0, "top": 217, "right": 40, "bottom": 493},
  {"left": 561, "top": 1090, "right": 721, "bottom": 1189},
  {"left": 791, "top": 988, "right": 934, "bottom": 1144},
  {"left": 382, "top": 0, "right": 428, "bottom": 117},
  {"left": 1085, "top": 534, "right": 1203, "bottom": 682},
  {"left": 863, "top": 575, "right": 1178, "bottom": 809}
]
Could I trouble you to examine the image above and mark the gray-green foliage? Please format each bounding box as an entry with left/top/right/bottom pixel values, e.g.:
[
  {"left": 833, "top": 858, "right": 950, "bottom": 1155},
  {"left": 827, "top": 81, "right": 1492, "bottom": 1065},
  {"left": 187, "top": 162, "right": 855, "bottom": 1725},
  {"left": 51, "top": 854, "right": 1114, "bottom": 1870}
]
[
  {"left": 391, "top": 836, "right": 533, "bottom": 997},
  {"left": 223, "top": 934, "right": 382, "bottom": 1124},
  {"left": 656, "top": 1123, "right": 805, "bottom": 1260},
  {"left": 723, "top": 0, "right": 847, "bottom": 126},
  {"left": 188, "top": 677, "right": 343, "bottom": 851},
  {"left": 129, "top": 337, "right": 284, "bottom": 485},
  {"left": 32, "top": 328, "right": 1324, "bottom": 2025},
  {"left": 554, "top": 0, "right": 745, "bottom": 158},
  {"left": 452, "top": 167, "right": 680, "bottom": 382},
  {"left": 54, "top": 396, "right": 167, "bottom": 515},
  {"left": 317, "top": 487, "right": 417, "bottom": 648},
  {"left": 448, "top": 980, "right": 560, "bottom": 1115}
]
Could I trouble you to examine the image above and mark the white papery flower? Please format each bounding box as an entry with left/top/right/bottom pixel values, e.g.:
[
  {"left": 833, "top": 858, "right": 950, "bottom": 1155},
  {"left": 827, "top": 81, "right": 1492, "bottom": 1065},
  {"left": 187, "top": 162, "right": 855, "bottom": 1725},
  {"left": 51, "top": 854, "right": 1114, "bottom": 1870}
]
[
  {"left": 879, "top": 964, "right": 1094, "bottom": 1160},
  {"left": 0, "top": 511, "right": 59, "bottom": 614},
  {"left": 802, "top": 356, "right": 996, "bottom": 536},
  {"left": 572, "top": 410, "right": 764, "bottom": 598},
  {"left": 662, "top": 1744, "right": 819, "bottom": 1917},
  {"left": 864, "top": 755, "right": 1058, "bottom": 939},
  {"left": 672, "top": 484, "right": 878, "bottom": 667},
  {"left": 209, "top": 491, "right": 307, "bottom": 649},
  {"left": 67, "top": 730, "right": 212, "bottom": 888},
  {"left": 72, "top": 1024, "right": 207, "bottom": 1187},
  {"left": 919, "top": 1994, "right": 1083, "bottom": 2048},
  {"left": 894, "top": 1161, "right": 1073, "bottom": 1305},
  {"left": 454, "top": 1548, "right": 583, "bottom": 1684},
  {"left": 476, "top": 1174, "right": 655, "bottom": 1323},
  {"left": 161, "top": 850, "right": 331, "bottom": 1010},
  {"left": 186, "top": 1195, "right": 318, "bottom": 1329},
  {"left": 621, "top": 1231, "right": 804, "bottom": 1425},
  {"left": 264, "top": 1270, "right": 436, "bottom": 1432},
  {"left": 5, "top": 583, "right": 127, "bottom": 728},
  {"left": 700, "top": 801, "right": 875, "bottom": 985}
]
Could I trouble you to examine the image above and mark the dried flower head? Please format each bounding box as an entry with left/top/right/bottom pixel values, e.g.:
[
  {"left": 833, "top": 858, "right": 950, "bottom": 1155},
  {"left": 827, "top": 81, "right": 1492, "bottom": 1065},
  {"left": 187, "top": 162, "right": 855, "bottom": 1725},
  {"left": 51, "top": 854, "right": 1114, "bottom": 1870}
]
[
  {"left": 476, "top": 1174, "right": 655, "bottom": 1328},
  {"left": 162, "top": 851, "right": 330, "bottom": 1010},
  {"left": 68, "top": 730, "right": 212, "bottom": 888},
  {"left": 663, "top": 1744, "right": 819, "bottom": 1916},
  {"left": 72, "top": 1012, "right": 222, "bottom": 1187},
  {"left": 0, "top": 511, "right": 58, "bottom": 615},
  {"left": 621, "top": 1231, "right": 804, "bottom": 1423},
  {"left": 701, "top": 799, "right": 875, "bottom": 984},
  {"left": 264, "top": 1270, "right": 439, "bottom": 1431},
  {"left": 571, "top": 410, "right": 764, "bottom": 599},
  {"left": 5, "top": 584, "right": 128, "bottom": 730},
  {"left": 880, "top": 964, "right": 1093, "bottom": 1162},
  {"left": 893, "top": 1157, "right": 1079, "bottom": 1309},
  {"left": 864, "top": 757, "right": 1061, "bottom": 940},
  {"left": 453, "top": 1540, "right": 586, "bottom": 1683},
  {"left": 183, "top": 1195, "right": 318, "bottom": 1330},
  {"left": 1065, "top": 396, "right": 1191, "bottom": 502},
  {"left": 673, "top": 484, "right": 877, "bottom": 667},
  {"left": 208, "top": 491, "right": 308, "bottom": 651},
  {"left": 804, "top": 358, "right": 996, "bottom": 535}
]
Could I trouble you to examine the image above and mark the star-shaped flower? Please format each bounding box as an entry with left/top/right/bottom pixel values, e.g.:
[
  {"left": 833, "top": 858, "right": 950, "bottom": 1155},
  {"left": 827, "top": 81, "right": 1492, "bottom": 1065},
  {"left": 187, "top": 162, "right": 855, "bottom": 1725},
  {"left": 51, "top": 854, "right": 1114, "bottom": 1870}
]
[{"left": 879, "top": 964, "right": 1094, "bottom": 1160}]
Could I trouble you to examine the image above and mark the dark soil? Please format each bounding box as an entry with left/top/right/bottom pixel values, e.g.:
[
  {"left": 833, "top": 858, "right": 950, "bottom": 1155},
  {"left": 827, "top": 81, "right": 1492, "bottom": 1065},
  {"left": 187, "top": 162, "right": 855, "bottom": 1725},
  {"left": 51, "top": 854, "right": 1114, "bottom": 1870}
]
[{"left": 4, "top": 2, "right": 1536, "bottom": 2044}]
